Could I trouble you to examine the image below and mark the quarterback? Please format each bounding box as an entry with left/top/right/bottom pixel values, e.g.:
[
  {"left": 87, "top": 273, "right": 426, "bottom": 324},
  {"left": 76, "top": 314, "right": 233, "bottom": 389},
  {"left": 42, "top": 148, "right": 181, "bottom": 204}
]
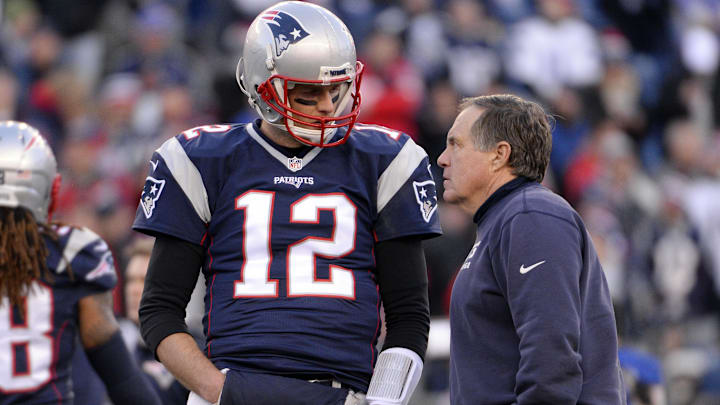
[{"left": 133, "top": 2, "right": 441, "bottom": 404}]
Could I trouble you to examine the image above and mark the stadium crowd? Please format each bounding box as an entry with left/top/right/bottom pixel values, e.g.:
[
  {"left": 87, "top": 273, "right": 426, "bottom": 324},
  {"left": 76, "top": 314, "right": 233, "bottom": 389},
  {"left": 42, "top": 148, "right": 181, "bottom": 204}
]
[{"left": 2, "top": 0, "right": 720, "bottom": 404}]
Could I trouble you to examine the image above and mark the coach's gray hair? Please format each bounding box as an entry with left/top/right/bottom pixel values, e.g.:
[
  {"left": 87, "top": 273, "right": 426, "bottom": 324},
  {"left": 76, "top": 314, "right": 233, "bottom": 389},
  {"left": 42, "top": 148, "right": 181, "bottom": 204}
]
[{"left": 460, "top": 94, "right": 552, "bottom": 183}]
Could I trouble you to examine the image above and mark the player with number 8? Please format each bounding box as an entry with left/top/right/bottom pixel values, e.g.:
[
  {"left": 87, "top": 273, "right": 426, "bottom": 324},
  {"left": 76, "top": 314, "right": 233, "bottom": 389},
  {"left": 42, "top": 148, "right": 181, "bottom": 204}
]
[{"left": 0, "top": 121, "right": 161, "bottom": 405}]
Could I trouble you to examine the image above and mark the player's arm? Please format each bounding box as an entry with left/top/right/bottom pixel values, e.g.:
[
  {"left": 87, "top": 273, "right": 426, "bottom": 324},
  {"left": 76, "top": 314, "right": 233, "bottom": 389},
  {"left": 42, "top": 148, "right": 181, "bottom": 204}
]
[
  {"left": 78, "top": 291, "right": 162, "bottom": 405},
  {"left": 367, "top": 235, "right": 429, "bottom": 405},
  {"left": 139, "top": 234, "right": 226, "bottom": 403}
]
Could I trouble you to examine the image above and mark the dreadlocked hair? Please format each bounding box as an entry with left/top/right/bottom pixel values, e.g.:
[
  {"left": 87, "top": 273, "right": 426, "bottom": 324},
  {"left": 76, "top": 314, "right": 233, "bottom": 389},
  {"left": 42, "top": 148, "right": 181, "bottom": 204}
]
[{"left": 0, "top": 206, "right": 58, "bottom": 311}]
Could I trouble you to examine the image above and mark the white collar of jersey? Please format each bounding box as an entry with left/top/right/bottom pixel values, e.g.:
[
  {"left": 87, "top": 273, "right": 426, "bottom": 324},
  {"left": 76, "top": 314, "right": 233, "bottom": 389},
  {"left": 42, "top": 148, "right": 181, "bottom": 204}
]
[{"left": 246, "top": 123, "right": 324, "bottom": 172}]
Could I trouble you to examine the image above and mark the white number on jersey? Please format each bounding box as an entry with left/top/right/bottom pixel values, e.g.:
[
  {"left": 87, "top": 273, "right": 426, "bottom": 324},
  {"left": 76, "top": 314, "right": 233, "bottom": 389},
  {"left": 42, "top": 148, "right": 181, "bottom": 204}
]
[
  {"left": 182, "top": 124, "right": 232, "bottom": 140},
  {"left": 233, "top": 192, "right": 357, "bottom": 299},
  {"left": 0, "top": 282, "right": 53, "bottom": 392},
  {"left": 234, "top": 191, "right": 278, "bottom": 297}
]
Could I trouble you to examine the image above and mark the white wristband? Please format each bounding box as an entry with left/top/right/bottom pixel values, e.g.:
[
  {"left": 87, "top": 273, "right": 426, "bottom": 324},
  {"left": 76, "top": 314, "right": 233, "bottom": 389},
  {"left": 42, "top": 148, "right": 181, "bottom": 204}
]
[{"left": 366, "top": 347, "right": 423, "bottom": 405}]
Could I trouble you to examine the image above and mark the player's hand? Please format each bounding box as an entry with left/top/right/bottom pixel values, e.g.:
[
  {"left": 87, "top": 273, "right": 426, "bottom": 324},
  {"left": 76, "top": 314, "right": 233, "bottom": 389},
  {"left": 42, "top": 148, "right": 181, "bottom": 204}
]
[
  {"left": 345, "top": 390, "right": 367, "bottom": 405},
  {"left": 186, "top": 368, "right": 228, "bottom": 405},
  {"left": 187, "top": 391, "right": 217, "bottom": 405}
]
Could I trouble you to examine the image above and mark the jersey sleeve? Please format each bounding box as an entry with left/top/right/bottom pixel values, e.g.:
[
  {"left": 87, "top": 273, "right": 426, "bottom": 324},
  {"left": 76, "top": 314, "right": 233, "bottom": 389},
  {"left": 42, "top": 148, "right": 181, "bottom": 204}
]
[
  {"left": 132, "top": 135, "right": 211, "bottom": 245},
  {"left": 56, "top": 226, "right": 117, "bottom": 294},
  {"left": 374, "top": 137, "right": 442, "bottom": 241}
]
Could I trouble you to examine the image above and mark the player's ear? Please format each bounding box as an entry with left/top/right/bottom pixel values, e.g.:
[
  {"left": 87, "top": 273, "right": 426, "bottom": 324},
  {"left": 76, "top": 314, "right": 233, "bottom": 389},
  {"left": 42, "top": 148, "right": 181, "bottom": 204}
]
[{"left": 492, "top": 141, "right": 511, "bottom": 170}]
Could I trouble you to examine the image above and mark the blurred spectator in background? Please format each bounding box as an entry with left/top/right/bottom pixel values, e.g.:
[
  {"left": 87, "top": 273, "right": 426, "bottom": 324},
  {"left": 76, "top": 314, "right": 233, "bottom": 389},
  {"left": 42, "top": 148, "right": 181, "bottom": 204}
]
[
  {"left": 120, "top": 237, "right": 189, "bottom": 404},
  {"left": 599, "top": 42, "right": 648, "bottom": 144},
  {"left": 109, "top": 3, "right": 187, "bottom": 86},
  {"left": 401, "top": 0, "right": 447, "bottom": 81},
  {"left": 36, "top": 0, "right": 108, "bottom": 91},
  {"left": 658, "top": 121, "right": 720, "bottom": 311},
  {"left": 444, "top": 0, "right": 503, "bottom": 97},
  {"left": 548, "top": 87, "right": 593, "bottom": 193},
  {"left": 416, "top": 79, "right": 461, "bottom": 184},
  {"left": 358, "top": 28, "right": 424, "bottom": 136},
  {"left": 619, "top": 343, "right": 667, "bottom": 405},
  {"left": 505, "top": 0, "right": 603, "bottom": 100},
  {"left": 601, "top": 0, "right": 672, "bottom": 109}
]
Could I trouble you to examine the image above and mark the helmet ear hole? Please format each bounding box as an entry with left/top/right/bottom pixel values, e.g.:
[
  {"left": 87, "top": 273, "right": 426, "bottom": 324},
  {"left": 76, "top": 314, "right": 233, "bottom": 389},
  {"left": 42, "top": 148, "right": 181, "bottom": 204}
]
[
  {"left": 47, "top": 174, "right": 61, "bottom": 222},
  {"left": 236, "top": 58, "right": 247, "bottom": 93}
]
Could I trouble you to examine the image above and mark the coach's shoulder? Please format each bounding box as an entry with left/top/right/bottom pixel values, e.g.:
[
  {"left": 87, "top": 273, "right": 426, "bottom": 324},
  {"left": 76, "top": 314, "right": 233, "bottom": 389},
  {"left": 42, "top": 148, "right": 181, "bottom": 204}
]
[{"left": 508, "top": 182, "right": 577, "bottom": 222}]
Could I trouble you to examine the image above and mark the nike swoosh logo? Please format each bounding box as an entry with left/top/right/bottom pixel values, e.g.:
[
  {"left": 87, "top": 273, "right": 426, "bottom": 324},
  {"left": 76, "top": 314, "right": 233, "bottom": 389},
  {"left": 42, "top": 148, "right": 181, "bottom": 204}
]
[
  {"left": 520, "top": 260, "right": 546, "bottom": 274},
  {"left": 150, "top": 160, "right": 159, "bottom": 171}
]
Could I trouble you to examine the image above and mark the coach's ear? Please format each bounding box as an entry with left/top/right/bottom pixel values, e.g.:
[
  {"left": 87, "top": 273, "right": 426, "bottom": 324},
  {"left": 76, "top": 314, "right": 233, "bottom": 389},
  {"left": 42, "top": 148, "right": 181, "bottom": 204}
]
[{"left": 491, "top": 141, "right": 512, "bottom": 171}]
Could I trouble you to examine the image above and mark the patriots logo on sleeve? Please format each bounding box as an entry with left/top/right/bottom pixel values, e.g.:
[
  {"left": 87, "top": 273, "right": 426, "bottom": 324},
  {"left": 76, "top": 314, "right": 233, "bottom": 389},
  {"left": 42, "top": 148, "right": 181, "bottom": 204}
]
[
  {"left": 140, "top": 176, "right": 166, "bottom": 219},
  {"left": 262, "top": 10, "right": 310, "bottom": 57},
  {"left": 85, "top": 251, "right": 116, "bottom": 281},
  {"left": 413, "top": 180, "right": 438, "bottom": 223}
]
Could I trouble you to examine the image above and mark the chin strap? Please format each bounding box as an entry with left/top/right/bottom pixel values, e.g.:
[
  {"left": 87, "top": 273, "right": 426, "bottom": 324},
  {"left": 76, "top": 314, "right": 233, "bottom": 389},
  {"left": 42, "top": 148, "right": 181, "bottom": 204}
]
[
  {"left": 366, "top": 347, "right": 423, "bottom": 405},
  {"left": 269, "top": 120, "right": 338, "bottom": 146}
]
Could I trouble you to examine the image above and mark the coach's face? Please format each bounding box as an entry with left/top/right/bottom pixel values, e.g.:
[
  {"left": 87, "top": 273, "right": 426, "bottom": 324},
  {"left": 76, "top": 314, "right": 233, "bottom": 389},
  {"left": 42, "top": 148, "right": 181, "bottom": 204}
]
[{"left": 437, "top": 106, "right": 494, "bottom": 215}]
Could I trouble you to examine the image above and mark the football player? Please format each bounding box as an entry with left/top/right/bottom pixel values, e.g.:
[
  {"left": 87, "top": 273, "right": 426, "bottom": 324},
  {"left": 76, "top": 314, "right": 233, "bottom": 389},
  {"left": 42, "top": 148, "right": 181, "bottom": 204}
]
[
  {"left": 0, "top": 121, "right": 161, "bottom": 404},
  {"left": 133, "top": 1, "right": 441, "bottom": 404}
]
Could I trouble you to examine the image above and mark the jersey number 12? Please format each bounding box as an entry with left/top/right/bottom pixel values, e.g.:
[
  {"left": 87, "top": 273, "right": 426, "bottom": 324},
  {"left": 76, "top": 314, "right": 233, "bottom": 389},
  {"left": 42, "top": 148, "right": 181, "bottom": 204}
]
[{"left": 233, "top": 191, "right": 356, "bottom": 299}]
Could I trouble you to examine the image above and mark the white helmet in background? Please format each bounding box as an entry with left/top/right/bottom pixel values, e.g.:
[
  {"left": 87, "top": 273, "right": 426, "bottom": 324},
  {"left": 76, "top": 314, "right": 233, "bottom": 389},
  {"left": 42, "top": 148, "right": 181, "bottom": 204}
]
[
  {"left": 237, "top": 1, "right": 364, "bottom": 147},
  {"left": 0, "top": 121, "right": 60, "bottom": 223}
]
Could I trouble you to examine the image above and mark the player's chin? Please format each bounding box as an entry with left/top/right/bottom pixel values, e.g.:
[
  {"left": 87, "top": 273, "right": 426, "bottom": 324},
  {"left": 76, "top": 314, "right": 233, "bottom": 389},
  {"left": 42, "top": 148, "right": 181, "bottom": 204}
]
[{"left": 297, "top": 122, "right": 327, "bottom": 131}]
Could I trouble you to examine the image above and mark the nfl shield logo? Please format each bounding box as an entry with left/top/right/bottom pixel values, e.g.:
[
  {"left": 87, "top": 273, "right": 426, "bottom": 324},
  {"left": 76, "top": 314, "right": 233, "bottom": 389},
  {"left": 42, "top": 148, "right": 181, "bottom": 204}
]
[{"left": 288, "top": 157, "right": 303, "bottom": 172}]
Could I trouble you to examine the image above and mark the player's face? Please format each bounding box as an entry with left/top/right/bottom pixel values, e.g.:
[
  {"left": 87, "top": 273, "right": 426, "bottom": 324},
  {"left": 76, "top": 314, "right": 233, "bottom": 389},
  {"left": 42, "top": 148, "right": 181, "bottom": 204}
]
[
  {"left": 287, "top": 83, "right": 343, "bottom": 129},
  {"left": 438, "top": 106, "right": 495, "bottom": 214},
  {"left": 124, "top": 254, "right": 150, "bottom": 325}
]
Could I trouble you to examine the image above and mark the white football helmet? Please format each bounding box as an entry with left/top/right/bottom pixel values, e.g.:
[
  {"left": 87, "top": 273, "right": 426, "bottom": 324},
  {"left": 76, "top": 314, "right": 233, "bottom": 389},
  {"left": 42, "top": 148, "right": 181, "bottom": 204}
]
[
  {"left": 237, "top": 1, "right": 364, "bottom": 147},
  {"left": 0, "top": 121, "right": 60, "bottom": 223}
]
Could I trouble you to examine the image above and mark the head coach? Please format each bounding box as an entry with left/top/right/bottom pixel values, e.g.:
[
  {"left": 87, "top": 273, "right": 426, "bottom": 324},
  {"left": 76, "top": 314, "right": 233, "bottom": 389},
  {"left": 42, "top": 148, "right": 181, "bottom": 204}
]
[{"left": 438, "top": 94, "right": 626, "bottom": 405}]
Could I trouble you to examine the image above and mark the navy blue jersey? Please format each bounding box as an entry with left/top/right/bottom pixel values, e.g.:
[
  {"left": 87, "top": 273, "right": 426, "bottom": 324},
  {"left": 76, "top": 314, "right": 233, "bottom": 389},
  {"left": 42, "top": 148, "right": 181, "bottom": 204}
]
[
  {"left": 0, "top": 226, "right": 117, "bottom": 404},
  {"left": 449, "top": 178, "right": 625, "bottom": 405},
  {"left": 133, "top": 121, "right": 441, "bottom": 391}
]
